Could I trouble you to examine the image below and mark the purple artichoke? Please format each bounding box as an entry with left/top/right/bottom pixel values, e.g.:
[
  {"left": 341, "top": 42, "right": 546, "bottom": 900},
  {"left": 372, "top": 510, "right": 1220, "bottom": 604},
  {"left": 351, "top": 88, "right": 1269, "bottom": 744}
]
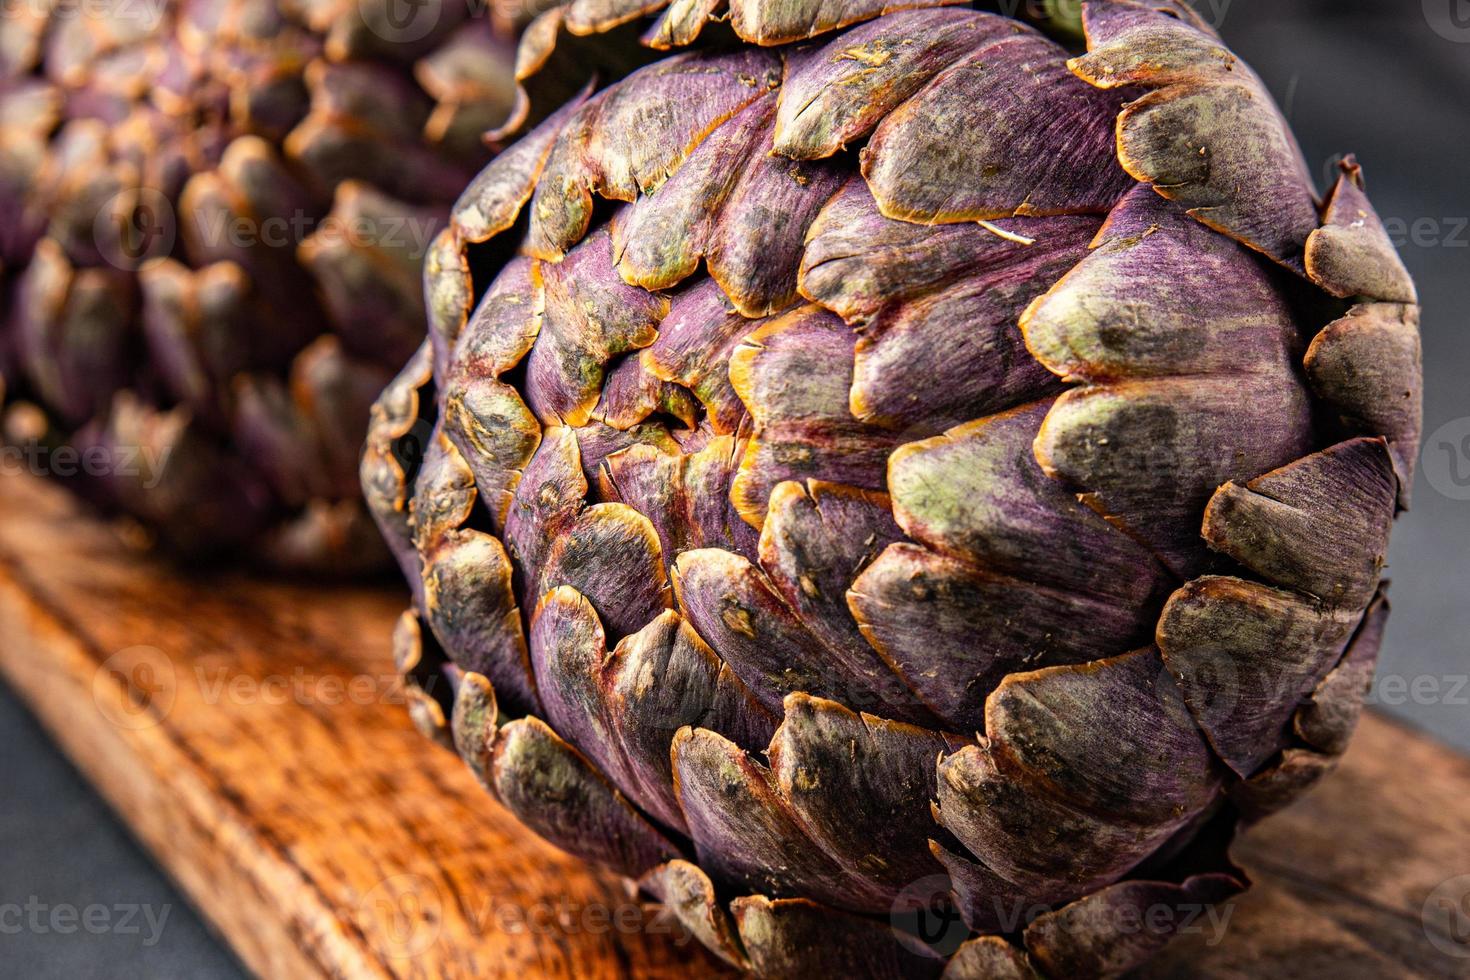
[
  {"left": 362, "top": 1, "right": 1421, "bottom": 975},
  {"left": 0, "top": 0, "right": 517, "bottom": 570}
]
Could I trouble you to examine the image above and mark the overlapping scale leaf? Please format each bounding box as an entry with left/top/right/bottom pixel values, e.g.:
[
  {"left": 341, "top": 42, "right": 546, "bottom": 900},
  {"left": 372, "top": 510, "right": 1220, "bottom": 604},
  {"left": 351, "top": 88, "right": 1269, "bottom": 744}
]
[
  {"left": 1072, "top": 0, "right": 1319, "bottom": 269},
  {"left": 451, "top": 87, "right": 590, "bottom": 243},
  {"left": 1304, "top": 302, "right": 1422, "bottom": 506},
  {"left": 727, "top": 0, "right": 962, "bottom": 47},
  {"left": 1228, "top": 746, "right": 1337, "bottom": 823},
  {"left": 361, "top": 341, "right": 434, "bottom": 587},
  {"left": 986, "top": 648, "right": 1223, "bottom": 827},
  {"left": 768, "top": 693, "right": 954, "bottom": 895},
  {"left": 732, "top": 895, "right": 945, "bottom": 979},
  {"left": 773, "top": 9, "right": 1021, "bottom": 160},
  {"left": 138, "top": 259, "right": 253, "bottom": 428},
  {"left": 706, "top": 136, "right": 848, "bottom": 319},
  {"left": 757, "top": 481, "right": 936, "bottom": 723},
  {"left": 801, "top": 182, "right": 1098, "bottom": 431},
  {"left": 1021, "top": 869, "right": 1244, "bottom": 977},
  {"left": 672, "top": 724, "right": 894, "bottom": 911},
  {"left": 640, "top": 279, "right": 764, "bottom": 433},
  {"left": 1026, "top": 185, "right": 1314, "bottom": 576},
  {"left": 599, "top": 437, "right": 761, "bottom": 565},
  {"left": 728, "top": 305, "right": 904, "bottom": 528},
  {"left": 298, "top": 182, "right": 443, "bottom": 368},
  {"left": 673, "top": 546, "right": 875, "bottom": 715},
  {"left": 526, "top": 226, "right": 668, "bottom": 426},
  {"left": 1307, "top": 157, "right": 1417, "bottom": 304},
  {"left": 1296, "top": 585, "right": 1387, "bottom": 754},
  {"left": 441, "top": 256, "right": 544, "bottom": 525},
  {"left": 888, "top": 401, "right": 1170, "bottom": 603},
  {"left": 12, "top": 239, "right": 135, "bottom": 425},
  {"left": 927, "top": 661, "right": 1240, "bottom": 934},
  {"left": 862, "top": 30, "right": 1133, "bottom": 223},
  {"left": 592, "top": 352, "right": 699, "bottom": 430},
  {"left": 639, "top": 861, "right": 749, "bottom": 968},
  {"left": 540, "top": 501, "right": 672, "bottom": 635},
  {"left": 524, "top": 577, "right": 781, "bottom": 834},
  {"left": 613, "top": 94, "right": 776, "bottom": 291},
  {"left": 943, "top": 937, "right": 1039, "bottom": 980},
  {"left": 1223, "top": 581, "right": 1387, "bottom": 821},
  {"left": 606, "top": 611, "right": 779, "bottom": 828},
  {"left": 848, "top": 239, "right": 1083, "bottom": 432},
  {"left": 853, "top": 401, "right": 1173, "bottom": 729},
  {"left": 1156, "top": 576, "right": 1361, "bottom": 777},
  {"left": 525, "top": 49, "right": 782, "bottom": 259},
  {"left": 1202, "top": 438, "right": 1397, "bottom": 608},
  {"left": 491, "top": 715, "right": 681, "bottom": 878},
  {"left": 394, "top": 609, "right": 457, "bottom": 746},
  {"left": 938, "top": 738, "right": 1160, "bottom": 903}
]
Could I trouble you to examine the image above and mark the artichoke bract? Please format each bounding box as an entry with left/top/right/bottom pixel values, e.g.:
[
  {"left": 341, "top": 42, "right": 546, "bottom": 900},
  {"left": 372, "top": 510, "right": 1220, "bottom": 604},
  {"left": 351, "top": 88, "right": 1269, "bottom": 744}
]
[
  {"left": 363, "top": 1, "right": 1422, "bottom": 975},
  {"left": 0, "top": 0, "right": 517, "bottom": 569}
]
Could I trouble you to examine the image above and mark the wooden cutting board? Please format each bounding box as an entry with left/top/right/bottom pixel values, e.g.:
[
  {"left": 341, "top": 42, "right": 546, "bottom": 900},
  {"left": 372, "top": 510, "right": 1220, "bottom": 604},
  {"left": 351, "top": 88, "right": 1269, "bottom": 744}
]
[{"left": 0, "top": 469, "right": 1465, "bottom": 978}]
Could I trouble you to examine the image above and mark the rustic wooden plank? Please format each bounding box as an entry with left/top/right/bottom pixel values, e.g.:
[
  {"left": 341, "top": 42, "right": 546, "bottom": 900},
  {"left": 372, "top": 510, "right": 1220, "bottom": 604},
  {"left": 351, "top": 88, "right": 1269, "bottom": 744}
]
[
  {"left": 0, "top": 467, "right": 1466, "bottom": 977},
  {"left": 0, "top": 470, "right": 731, "bottom": 979}
]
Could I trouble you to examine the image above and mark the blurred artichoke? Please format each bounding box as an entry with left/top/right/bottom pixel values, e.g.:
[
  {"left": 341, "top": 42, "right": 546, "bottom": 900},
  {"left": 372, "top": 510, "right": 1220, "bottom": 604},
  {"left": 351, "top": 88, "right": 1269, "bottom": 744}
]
[
  {"left": 364, "top": 0, "right": 1421, "bottom": 976},
  {"left": 0, "top": 0, "right": 518, "bottom": 570}
]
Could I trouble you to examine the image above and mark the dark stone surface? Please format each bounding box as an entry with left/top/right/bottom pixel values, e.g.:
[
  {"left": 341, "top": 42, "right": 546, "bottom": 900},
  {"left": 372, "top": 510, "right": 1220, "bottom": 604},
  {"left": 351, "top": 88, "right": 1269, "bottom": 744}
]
[{"left": 0, "top": 682, "right": 245, "bottom": 978}]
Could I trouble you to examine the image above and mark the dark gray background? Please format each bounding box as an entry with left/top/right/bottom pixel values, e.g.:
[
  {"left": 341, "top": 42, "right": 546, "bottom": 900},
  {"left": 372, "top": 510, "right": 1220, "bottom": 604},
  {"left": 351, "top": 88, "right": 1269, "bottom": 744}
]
[{"left": 1, "top": 1, "right": 1466, "bottom": 974}]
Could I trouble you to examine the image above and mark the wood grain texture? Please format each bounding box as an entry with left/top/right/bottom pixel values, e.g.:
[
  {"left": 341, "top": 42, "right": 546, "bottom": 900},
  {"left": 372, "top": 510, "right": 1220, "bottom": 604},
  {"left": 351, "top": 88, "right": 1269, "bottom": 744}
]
[
  {"left": 0, "top": 471, "right": 731, "bottom": 979},
  {"left": 0, "top": 468, "right": 1466, "bottom": 978}
]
